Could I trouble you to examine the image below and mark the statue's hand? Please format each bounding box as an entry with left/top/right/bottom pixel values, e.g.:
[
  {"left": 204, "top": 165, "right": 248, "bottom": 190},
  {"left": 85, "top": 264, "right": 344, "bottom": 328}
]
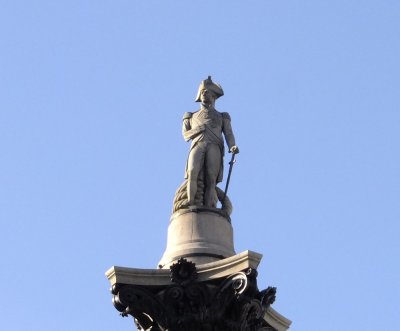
[
  {"left": 230, "top": 146, "right": 239, "bottom": 154},
  {"left": 198, "top": 124, "right": 206, "bottom": 132}
]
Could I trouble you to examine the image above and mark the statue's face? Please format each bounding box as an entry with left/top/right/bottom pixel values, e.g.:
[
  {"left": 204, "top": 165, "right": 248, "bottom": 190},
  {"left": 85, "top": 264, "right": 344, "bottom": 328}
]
[{"left": 200, "top": 89, "right": 216, "bottom": 106}]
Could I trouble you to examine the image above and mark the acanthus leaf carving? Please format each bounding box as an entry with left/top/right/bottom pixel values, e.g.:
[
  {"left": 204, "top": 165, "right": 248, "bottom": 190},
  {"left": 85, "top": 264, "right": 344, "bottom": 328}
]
[{"left": 111, "top": 267, "right": 277, "bottom": 331}]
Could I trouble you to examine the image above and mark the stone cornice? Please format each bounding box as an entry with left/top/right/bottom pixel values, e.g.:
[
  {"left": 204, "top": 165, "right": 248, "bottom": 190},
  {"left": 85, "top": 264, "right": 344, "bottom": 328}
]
[{"left": 106, "top": 250, "right": 263, "bottom": 286}]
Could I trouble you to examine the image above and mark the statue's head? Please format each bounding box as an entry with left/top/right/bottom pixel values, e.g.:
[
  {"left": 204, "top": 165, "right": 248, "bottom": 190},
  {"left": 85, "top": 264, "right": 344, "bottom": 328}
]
[{"left": 195, "top": 76, "right": 224, "bottom": 103}]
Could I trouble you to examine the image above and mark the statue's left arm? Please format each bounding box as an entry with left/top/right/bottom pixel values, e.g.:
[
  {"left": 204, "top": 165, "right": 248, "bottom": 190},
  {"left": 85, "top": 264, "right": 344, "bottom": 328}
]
[{"left": 222, "top": 112, "right": 239, "bottom": 154}]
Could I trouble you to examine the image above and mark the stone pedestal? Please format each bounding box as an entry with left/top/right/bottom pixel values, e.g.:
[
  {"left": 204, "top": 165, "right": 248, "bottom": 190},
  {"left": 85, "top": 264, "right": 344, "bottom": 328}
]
[
  {"left": 106, "top": 251, "right": 292, "bottom": 331},
  {"left": 158, "top": 208, "right": 235, "bottom": 268}
]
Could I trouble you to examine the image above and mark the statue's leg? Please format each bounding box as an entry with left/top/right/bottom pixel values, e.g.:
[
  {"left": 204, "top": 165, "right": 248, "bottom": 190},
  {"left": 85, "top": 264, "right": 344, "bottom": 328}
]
[
  {"left": 204, "top": 144, "right": 221, "bottom": 207},
  {"left": 187, "top": 144, "right": 205, "bottom": 206}
]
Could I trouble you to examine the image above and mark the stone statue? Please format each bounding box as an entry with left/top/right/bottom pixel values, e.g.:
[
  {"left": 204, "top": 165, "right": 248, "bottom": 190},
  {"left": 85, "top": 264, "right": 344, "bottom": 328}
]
[{"left": 173, "top": 76, "right": 239, "bottom": 212}]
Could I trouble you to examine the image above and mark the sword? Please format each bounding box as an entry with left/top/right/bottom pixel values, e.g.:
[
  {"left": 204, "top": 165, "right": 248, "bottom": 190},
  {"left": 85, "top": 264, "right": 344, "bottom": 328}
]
[{"left": 222, "top": 151, "right": 237, "bottom": 206}]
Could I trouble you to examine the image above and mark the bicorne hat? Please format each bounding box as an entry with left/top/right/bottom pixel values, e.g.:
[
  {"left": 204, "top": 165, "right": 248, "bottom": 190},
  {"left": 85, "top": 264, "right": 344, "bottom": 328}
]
[{"left": 195, "top": 76, "right": 224, "bottom": 102}]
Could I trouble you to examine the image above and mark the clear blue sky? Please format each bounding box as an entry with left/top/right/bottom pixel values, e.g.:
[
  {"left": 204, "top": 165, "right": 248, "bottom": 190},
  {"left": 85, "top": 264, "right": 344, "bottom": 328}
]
[{"left": 1, "top": 1, "right": 399, "bottom": 330}]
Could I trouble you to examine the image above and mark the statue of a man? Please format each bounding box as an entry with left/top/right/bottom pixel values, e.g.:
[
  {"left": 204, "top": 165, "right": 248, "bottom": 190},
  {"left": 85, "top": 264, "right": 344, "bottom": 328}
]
[{"left": 182, "top": 76, "right": 239, "bottom": 208}]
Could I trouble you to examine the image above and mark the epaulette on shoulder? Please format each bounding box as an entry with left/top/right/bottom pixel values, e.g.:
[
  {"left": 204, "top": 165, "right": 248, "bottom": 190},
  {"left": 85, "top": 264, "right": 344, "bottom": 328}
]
[
  {"left": 183, "top": 112, "right": 193, "bottom": 120},
  {"left": 221, "top": 112, "right": 231, "bottom": 120}
]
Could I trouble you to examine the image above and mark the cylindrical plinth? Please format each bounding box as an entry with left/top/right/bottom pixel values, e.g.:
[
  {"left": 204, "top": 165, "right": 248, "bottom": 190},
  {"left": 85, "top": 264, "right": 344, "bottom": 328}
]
[{"left": 158, "top": 208, "right": 235, "bottom": 268}]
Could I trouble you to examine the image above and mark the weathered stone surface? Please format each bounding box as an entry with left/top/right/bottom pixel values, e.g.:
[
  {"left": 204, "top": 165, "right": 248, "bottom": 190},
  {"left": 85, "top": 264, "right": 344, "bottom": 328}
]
[
  {"left": 106, "top": 251, "right": 263, "bottom": 287},
  {"left": 173, "top": 182, "right": 233, "bottom": 215},
  {"left": 158, "top": 208, "right": 235, "bottom": 268}
]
